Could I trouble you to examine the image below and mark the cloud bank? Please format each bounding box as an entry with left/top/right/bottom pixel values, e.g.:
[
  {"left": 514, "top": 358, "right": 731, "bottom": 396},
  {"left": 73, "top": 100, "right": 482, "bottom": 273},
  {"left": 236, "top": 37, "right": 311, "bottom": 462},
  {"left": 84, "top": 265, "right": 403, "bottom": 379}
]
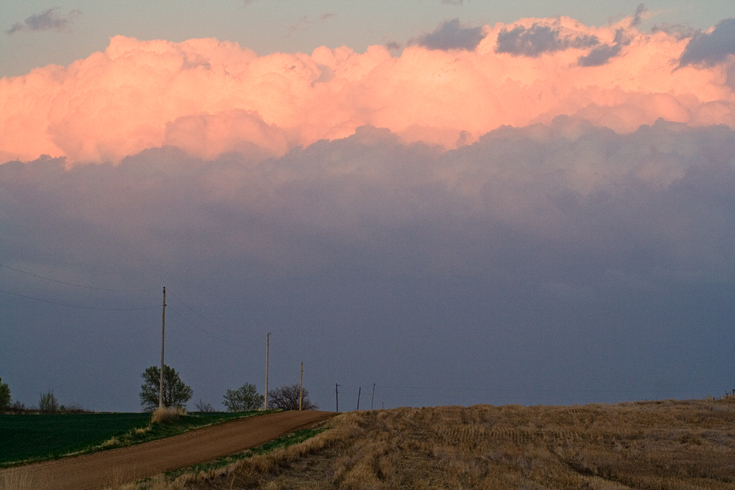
[
  {"left": 2, "top": 119, "right": 735, "bottom": 409},
  {"left": 1, "top": 15, "right": 734, "bottom": 164}
]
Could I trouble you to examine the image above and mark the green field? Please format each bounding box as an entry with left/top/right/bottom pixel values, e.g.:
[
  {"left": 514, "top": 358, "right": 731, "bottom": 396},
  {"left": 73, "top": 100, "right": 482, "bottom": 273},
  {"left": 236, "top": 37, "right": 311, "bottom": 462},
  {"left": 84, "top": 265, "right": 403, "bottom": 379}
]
[{"left": 0, "top": 411, "right": 262, "bottom": 467}]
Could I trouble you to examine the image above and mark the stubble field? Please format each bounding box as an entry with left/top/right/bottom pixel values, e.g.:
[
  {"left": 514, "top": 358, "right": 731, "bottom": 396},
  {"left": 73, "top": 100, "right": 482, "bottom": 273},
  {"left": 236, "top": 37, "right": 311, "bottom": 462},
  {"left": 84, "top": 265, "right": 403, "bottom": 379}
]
[{"left": 167, "top": 398, "right": 735, "bottom": 490}]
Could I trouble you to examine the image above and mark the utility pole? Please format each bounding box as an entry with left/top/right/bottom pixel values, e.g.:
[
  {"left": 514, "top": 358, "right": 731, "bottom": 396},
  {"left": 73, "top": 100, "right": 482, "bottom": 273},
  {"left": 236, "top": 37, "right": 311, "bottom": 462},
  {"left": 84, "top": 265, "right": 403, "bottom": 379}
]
[
  {"left": 356, "top": 387, "right": 361, "bottom": 411},
  {"left": 264, "top": 333, "right": 270, "bottom": 410},
  {"left": 371, "top": 383, "right": 376, "bottom": 411},
  {"left": 159, "top": 287, "right": 166, "bottom": 409},
  {"left": 299, "top": 362, "right": 303, "bottom": 411},
  {"left": 335, "top": 384, "right": 339, "bottom": 412}
]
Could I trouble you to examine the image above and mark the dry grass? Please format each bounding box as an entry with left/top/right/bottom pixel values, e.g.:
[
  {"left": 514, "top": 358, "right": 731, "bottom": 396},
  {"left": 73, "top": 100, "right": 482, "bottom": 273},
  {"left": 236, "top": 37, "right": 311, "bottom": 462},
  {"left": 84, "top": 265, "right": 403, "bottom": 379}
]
[
  {"left": 0, "top": 466, "right": 49, "bottom": 490},
  {"left": 151, "top": 407, "right": 188, "bottom": 424},
  {"left": 125, "top": 399, "right": 735, "bottom": 489},
  {"left": 104, "top": 474, "right": 175, "bottom": 490}
]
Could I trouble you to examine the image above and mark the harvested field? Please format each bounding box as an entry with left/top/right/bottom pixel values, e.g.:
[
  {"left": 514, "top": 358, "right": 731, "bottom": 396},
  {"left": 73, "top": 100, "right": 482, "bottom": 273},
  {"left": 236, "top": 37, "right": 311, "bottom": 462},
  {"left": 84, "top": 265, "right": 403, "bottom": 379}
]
[{"left": 174, "top": 399, "right": 735, "bottom": 490}]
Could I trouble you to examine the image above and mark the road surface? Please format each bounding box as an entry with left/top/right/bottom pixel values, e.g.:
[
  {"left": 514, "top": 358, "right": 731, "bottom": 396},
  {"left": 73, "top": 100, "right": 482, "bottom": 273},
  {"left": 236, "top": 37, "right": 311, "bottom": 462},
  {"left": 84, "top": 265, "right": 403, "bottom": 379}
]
[{"left": 1, "top": 410, "right": 334, "bottom": 490}]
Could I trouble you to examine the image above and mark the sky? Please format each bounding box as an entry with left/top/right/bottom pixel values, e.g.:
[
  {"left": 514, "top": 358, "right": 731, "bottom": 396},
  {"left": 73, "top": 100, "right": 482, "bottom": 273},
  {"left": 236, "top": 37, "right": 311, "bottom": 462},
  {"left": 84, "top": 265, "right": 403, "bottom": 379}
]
[{"left": 1, "top": 1, "right": 735, "bottom": 412}]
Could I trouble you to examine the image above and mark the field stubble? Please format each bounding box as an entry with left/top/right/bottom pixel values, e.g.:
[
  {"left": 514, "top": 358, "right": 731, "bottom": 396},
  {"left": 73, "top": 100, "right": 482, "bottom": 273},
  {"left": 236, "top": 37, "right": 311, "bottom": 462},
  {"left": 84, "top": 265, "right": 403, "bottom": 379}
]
[{"left": 146, "top": 398, "right": 735, "bottom": 490}]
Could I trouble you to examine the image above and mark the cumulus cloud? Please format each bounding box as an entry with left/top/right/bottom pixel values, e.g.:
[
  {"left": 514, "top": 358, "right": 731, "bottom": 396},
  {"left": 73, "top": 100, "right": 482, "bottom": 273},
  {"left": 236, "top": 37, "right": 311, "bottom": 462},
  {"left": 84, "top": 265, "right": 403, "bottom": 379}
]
[
  {"left": 6, "top": 11, "right": 735, "bottom": 413},
  {"left": 1, "top": 16, "right": 735, "bottom": 164},
  {"left": 3, "top": 121, "right": 735, "bottom": 409},
  {"left": 416, "top": 19, "right": 485, "bottom": 51},
  {"left": 4, "top": 120, "right": 735, "bottom": 285},
  {"left": 679, "top": 18, "right": 735, "bottom": 67},
  {"left": 495, "top": 23, "right": 598, "bottom": 57},
  {"left": 7, "top": 8, "right": 81, "bottom": 35}
]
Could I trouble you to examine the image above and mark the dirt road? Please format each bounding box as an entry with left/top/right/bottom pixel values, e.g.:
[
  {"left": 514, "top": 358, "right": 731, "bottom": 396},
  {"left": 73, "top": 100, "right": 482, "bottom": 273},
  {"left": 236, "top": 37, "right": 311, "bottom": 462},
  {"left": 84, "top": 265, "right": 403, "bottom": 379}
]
[{"left": 2, "top": 410, "right": 334, "bottom": 490}]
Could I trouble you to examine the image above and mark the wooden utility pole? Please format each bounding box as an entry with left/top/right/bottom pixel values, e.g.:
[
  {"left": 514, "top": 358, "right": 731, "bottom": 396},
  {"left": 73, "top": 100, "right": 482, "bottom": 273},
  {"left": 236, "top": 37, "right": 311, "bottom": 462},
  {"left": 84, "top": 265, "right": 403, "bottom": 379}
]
[
  {"left": 264, "top": 333, "right": 270, "bottom": 410},
  {"left": 335, "top": 383, "right": 339, "bottom": 412},
  {"left": 371, "top": 383, "right": 376, "bottom": 411},
  {"left": 356, "top": 387, "right": 361, "bottom": 411},
  {"left": 299, "top": 362, "right": 303, "bottom": 411},
  {"left": 159, "top": 287, "right": 166, "bottom": 409}
]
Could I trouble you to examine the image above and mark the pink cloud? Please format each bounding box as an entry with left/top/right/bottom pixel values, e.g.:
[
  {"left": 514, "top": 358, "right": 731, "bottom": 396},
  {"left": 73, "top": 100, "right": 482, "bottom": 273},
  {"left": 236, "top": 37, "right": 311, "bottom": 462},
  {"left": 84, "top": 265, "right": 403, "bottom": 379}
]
[{"left": 1, "top": 16, "right": 734, "bottom": 164}]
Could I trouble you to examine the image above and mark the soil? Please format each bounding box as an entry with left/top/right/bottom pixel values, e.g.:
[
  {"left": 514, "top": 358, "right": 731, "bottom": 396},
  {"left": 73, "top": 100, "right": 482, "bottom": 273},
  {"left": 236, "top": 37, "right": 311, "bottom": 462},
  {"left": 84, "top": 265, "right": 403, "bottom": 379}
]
[{"left": 1, "top": 410, "right": 334, "bottom": 490}]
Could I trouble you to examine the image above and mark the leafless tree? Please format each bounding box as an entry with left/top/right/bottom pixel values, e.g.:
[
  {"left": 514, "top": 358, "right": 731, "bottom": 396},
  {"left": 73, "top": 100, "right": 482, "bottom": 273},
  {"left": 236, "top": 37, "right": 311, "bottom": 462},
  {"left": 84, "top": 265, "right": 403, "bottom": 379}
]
[{"left": 268, "top": 384, "right": 317, "bottom": 410}]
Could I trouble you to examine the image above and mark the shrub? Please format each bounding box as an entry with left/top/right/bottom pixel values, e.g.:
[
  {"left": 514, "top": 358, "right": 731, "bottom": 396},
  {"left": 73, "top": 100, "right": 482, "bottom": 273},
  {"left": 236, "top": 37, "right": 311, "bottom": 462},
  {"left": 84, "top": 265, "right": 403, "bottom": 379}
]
[
  {"left": 39, "top": 390, "right": 59, "bottom": 413},
  {"left": 151, "top": 406, "right": 187, "bottom": 424},
  {"left": 63, "top": 402, "right": 90, "bottom": 413},
  {"left": 195, "top": 399, "right": 215, "bottom": 412},
  {"left": 268, "top": 384, "right": 317, "bottom": 410},
  {"left": 0, "top": 377, "right": 10, "bottom": 411},
  {"left": 8, "top": 400, "right": 26, "bottom": 413},
  {"left": 223, "top": 383, "right": 264, "bottom": 412}
]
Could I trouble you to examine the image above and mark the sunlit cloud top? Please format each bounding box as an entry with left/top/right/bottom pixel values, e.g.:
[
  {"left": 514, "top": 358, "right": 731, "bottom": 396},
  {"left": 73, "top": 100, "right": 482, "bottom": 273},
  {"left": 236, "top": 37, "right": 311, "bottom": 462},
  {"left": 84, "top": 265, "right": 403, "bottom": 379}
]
[{"left": 1, "top": 14, "right": 734, "bottom": 164}]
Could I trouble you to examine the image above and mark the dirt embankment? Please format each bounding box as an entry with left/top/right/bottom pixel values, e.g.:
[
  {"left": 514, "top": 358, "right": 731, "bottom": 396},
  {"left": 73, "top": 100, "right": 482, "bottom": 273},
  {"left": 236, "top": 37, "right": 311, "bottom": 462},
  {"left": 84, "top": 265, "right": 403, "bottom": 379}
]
[{"left": 0, "top": 410, "right": 334, "bottom": 490}]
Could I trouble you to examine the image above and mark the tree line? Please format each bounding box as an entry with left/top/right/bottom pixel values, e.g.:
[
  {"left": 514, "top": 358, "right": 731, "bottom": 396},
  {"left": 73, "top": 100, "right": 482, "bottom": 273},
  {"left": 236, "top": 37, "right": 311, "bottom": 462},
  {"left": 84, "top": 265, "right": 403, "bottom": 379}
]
[
  {"left": 0, "top": 366, "right": 317, "bottom": 413},
  {"left": 139, "top": 364, "right": 317, "bottom": 412},
  {"left": 0, "top": 377, "right": 88, "bottom": 413}
]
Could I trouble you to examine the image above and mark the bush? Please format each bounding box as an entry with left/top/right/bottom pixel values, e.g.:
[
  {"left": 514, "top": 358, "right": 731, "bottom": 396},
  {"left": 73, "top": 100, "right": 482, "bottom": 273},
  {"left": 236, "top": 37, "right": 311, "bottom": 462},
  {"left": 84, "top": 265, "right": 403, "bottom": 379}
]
[
  {"left": 151, "top": 406, "right": 187, "bottom": 424},
  {"left": 268, "top": 384, "right": 317, "bottom": 411},
  {"left": 62, "top": 402, "right": 90, "bottom": 413},
  {"left": 9, "top": 400, "right": 26, "bottom": 413},
  {"left": 0, "top": 377, "right": 10, "bottom": 411},
  {"left": 195, "top": 399, "right": 215, "bottom": 412},
  {"left": 223, "top": 383, "right": 264, "bottom": 412},
  {"left": 39, "top": 390, "right": 59, "bottom": 413}
]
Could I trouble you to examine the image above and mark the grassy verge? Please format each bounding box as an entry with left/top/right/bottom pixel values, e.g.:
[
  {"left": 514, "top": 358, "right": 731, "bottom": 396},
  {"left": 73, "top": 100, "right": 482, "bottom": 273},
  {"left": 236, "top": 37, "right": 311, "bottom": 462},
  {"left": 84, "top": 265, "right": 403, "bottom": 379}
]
[
  {"left": 163, "top": 427, "right": 328, "bottom": 481},
  {"left": 0, "top": 411, "right": 271, "bottom": 467}
]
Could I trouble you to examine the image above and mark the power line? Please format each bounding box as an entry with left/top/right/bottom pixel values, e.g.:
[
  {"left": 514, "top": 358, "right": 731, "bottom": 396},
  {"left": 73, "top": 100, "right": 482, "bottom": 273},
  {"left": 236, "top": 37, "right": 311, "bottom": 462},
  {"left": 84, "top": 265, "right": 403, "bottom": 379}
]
[
  {"left": 332, "top": 383, "right": 709, "bottom": 397},
  {"left": 166, "top": 288, "right": 247, "bottom": 337},
  {"left": 165, "top": 288, "right": 255, "bottom": 349},
  {"left": 0, "top": 287, "right": 158, "bottom": 311},
  {"left": 0, "top": 262, "right": 158, "bottom": 292},
  {"left": 0, "top": 280, "right": 249, "bottom": 346},
  {"left": 166, "top": 305, "right": 248, "bottom": 349}
]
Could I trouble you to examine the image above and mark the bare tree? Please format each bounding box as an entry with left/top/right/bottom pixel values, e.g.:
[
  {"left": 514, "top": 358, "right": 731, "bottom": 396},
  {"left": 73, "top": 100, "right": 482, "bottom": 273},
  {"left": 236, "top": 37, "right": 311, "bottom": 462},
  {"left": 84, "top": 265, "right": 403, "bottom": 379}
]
[
  {"left": 195, "top": 399, "right": 215, "bottom": 412},
  {"left": 268, "top": 384, "right": 317, "bottom": 410}
]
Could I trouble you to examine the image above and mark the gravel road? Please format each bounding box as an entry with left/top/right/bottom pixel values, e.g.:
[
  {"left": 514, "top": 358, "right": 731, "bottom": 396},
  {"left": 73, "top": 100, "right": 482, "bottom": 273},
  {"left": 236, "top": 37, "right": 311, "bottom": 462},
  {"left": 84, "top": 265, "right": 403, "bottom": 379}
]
[{"left": 1, "top": 410, "right": 334, "bottom": 490}]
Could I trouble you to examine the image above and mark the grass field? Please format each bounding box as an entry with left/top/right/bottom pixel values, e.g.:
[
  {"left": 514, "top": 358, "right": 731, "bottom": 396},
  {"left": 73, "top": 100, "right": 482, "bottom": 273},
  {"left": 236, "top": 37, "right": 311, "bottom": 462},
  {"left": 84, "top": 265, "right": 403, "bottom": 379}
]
[
  {"left": 150, "top": 398, "right": 735, "bottom": 490},
  {"left": 0, "top": 411, "right": 263, "bottom": 467}
]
